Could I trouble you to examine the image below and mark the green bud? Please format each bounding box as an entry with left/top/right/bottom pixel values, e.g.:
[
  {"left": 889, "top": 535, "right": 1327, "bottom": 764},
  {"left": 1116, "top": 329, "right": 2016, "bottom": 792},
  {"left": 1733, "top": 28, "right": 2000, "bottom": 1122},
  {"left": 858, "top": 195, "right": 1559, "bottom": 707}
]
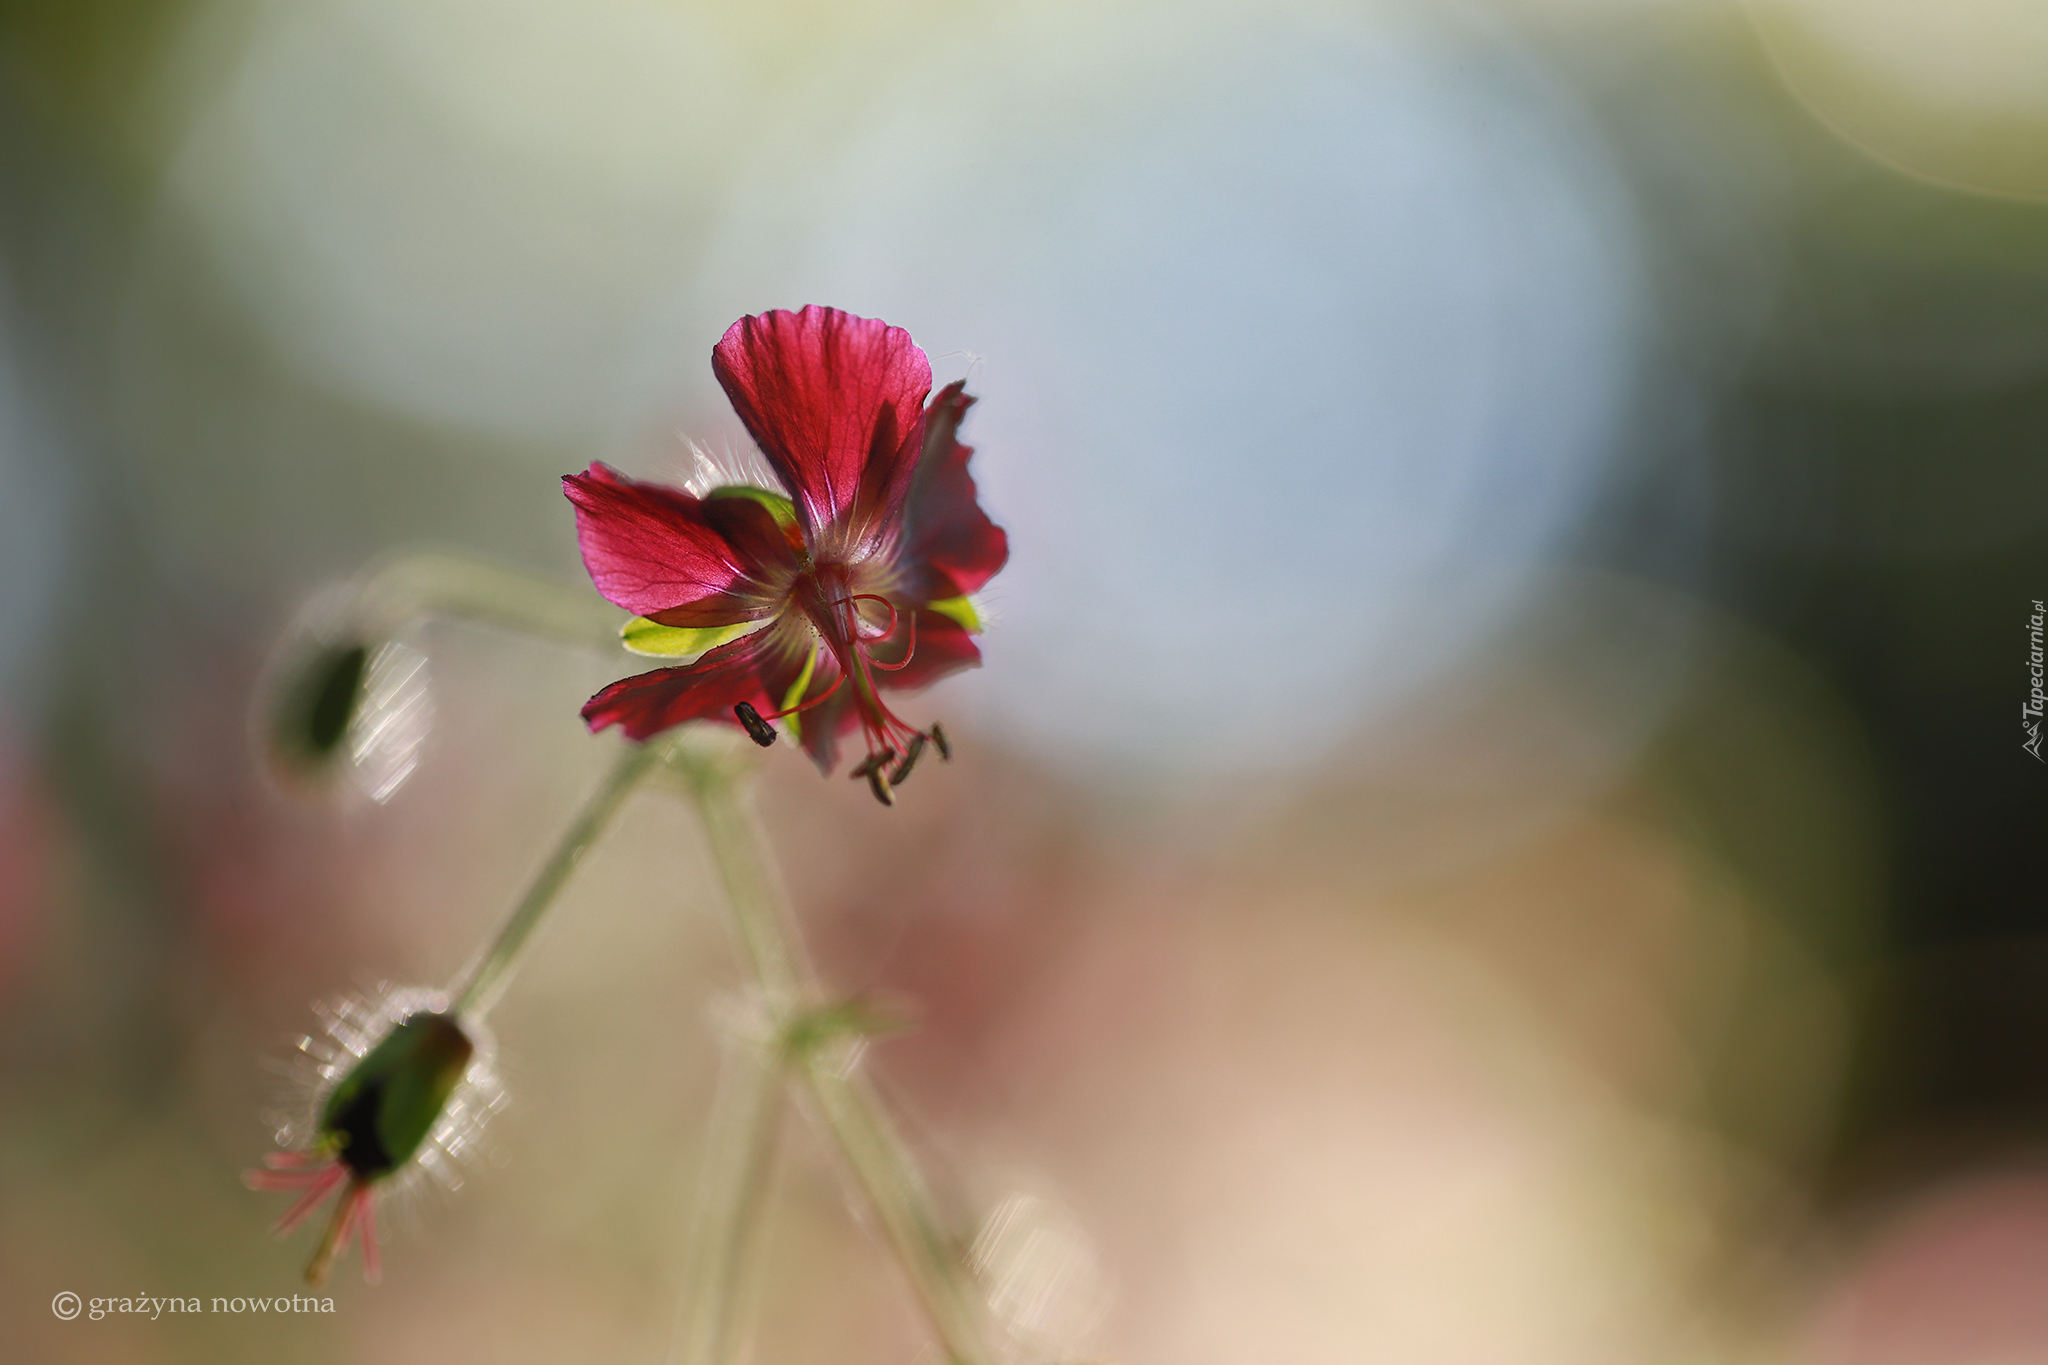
[
  {"left": 262, "top": 616, "right": 433, "bottom": 801},
  {"left": 320, "top": 1012, "right": 475, "bottom": 1180},
  {"left": 273, "top": 640, "right": 371, "bottom": 771}
]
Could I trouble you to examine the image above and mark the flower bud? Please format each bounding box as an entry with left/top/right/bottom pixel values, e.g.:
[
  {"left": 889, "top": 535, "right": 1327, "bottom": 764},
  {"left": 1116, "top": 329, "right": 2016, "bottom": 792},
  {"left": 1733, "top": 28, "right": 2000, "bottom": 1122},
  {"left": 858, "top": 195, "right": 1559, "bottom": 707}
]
[
  {"left": 319, "top": 1010, "right": 474, "bottom": 1180},
  {"left": 271, "top": 639, "right": 370, "bottom": 771},
  {"left": 260, "top": 610, "right": 432, "bottom": 802},
  {"left": 248, "top": 991, "right": 501, "bottom": 1285}
]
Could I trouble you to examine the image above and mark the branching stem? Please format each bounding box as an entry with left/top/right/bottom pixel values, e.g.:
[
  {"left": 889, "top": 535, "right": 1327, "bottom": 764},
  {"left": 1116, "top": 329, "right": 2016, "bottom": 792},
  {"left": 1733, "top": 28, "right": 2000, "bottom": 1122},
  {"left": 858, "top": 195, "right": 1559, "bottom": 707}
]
[
  {"left": 675, "top": 1031, "right": 786, "bottom": 1365},
  {"left": 671, "top": 750, "right": 996, "bottom": 1365}
]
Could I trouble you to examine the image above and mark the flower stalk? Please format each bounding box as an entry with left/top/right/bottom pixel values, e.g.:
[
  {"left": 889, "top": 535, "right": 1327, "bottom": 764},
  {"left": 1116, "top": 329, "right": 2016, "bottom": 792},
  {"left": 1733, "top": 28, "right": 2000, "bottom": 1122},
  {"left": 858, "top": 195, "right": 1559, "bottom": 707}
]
[
  {"left": 675, "top": 1028, "right": 785, "bottom": 1365},
  {"left": 670, "top": 747, "right": 999, "bottom": 1365},
  {"left": 452, "top": 741, "right": 660, "bottom": 1018},
  {"left": 351, "top": 549, "right": 624, "bottom": 651},
  {"left": 796, "top": 1053, "right": 993, "bottom": 1364}
]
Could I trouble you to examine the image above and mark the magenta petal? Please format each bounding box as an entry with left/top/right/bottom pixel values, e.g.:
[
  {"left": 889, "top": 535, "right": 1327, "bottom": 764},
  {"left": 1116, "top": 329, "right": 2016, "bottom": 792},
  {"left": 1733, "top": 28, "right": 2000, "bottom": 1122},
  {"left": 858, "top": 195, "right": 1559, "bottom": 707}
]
[
  {"left": 712, "top": 307, "right": 931, "bottom": 540},
  {"left": 582, "top": 649, "right": 768, "bottom": 742},
  {"left": 646, "top": 496, "right": 799, "bottom": 627},
  {"left": 580, "top": 628, "right": 827, "bottom": 743},
  {"left": 899, "top": 380, "right": 1010, "bottom": 601},
  {"left": 563, "top": 464, "right": 787, "bottom": 621}
]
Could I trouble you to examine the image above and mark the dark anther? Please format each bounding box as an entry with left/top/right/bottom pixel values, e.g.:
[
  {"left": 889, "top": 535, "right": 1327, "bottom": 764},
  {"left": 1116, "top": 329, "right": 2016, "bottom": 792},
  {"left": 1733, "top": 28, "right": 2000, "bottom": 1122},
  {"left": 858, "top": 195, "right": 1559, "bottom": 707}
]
[
  {"left": 889, "top": 734, "right": 926, "bottom": 786},
  {"left": 865, "top": 767, "right": 896, "bottom": 807},
  {"left": 734, "top": 703, "right": 778, "bottom": 746},
  {"left": 849, "top": 749, "right": 897, "bottom": 780},
  {"left": 928, "top": 722, "right": 952, "bottom": 762}
]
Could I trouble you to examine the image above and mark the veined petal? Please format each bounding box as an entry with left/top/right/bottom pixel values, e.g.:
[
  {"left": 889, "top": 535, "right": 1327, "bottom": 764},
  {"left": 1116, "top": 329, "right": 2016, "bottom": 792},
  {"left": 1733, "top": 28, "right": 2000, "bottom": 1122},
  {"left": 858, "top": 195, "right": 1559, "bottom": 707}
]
[
  {"left": 899, "top": 381, "right": 1010, "bottom": 601},
  {"left": 711, "top": 307, "right": 931, "bottom": 543},
  {"left": 564, "top": 464, "right": 795, "bottom": 623},
  {"left": 704, "top": 485, "right": 799, "bottom": 535},
  {"left": 580, "top": 620, "right": 826, "bottom": 743}
]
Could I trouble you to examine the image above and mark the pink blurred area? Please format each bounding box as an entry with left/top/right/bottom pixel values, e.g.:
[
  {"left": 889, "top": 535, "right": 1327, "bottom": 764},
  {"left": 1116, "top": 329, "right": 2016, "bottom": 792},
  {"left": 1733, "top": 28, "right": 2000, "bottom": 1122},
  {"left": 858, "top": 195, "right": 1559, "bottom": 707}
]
[{"left": 1806, "top": 1175, "right": 2048, "bottom": 1365}]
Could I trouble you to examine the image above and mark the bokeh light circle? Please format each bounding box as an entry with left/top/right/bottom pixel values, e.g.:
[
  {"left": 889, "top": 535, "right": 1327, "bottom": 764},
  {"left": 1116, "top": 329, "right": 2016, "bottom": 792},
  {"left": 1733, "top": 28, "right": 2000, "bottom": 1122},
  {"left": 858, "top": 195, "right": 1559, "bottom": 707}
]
[
  {"left": 1748, "top": 0, "right": 2048, "bottom": 199},
  {"left": 163, "top": 0, "right": 740, "bottom": 441},
  {"left": 660, "top": 6, "right": 1643, "bottom": 776}
]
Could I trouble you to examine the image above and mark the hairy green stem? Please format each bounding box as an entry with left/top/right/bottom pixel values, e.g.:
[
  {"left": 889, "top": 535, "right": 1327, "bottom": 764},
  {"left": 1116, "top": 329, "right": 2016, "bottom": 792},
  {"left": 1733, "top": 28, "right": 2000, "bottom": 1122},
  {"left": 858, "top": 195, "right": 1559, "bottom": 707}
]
[
  {"left": 798, "top": 1052, "right": 993, "bottom": 1363},
  {"left": 682, "top": 764, "right": 806, "bottom": 1009},
  {"left": 354, "top": 549, "right": 624, "bottom": 651},
  {"left": 673, "top": 752, "right": 997, "bottom": 1365},
  {"left": 451, "top": 742, "right": 658, "bottom": 1017},
  {"left": 675, "top": 1032, "right": 786, "bottom": 1365}
]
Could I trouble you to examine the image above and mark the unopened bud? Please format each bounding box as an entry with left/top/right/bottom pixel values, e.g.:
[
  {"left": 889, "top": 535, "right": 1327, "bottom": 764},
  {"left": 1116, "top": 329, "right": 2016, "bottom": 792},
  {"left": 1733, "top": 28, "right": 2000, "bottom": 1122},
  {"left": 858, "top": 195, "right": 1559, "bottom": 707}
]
[
  {"left": 247, "top": 992, "right": 501, "bottom": 1285},
  {"left": 263, "top": 618, "right": 433, "bottom": 803},
  {"left": 320, "top": 1011, "right": 475, "bottom": 1180},
  {"left": 271, "top": 640, "right": 371, "bottom": 772}
]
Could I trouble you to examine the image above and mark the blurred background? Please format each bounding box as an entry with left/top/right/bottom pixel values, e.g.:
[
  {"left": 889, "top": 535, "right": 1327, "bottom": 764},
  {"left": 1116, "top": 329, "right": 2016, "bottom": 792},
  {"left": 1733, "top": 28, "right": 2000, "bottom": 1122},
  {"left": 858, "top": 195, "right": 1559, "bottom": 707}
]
[{"left": 2, "top": 0, "right": 2047, "bottom": 1360}]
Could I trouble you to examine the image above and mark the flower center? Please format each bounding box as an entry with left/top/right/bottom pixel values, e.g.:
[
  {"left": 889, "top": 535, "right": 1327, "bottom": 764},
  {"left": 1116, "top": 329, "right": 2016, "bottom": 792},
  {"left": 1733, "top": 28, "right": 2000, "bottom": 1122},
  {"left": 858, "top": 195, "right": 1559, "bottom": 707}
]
[{"left": 732, "top": 565, "right": 950, "bottom": 804}]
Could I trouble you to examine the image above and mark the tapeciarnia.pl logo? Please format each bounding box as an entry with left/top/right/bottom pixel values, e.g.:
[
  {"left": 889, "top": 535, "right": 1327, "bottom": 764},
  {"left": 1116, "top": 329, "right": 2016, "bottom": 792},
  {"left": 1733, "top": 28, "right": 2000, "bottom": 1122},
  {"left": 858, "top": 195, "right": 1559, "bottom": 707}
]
[{"left": 2026, "top": 599, "right": 2045, "bottom": 762}]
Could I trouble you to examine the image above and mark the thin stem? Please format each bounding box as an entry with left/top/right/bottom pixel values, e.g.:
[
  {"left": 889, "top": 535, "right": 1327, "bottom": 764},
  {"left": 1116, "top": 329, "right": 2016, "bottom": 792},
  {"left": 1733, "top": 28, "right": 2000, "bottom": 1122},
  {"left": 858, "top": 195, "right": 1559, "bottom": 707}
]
[
  {"left": 672, "top": 751, "right": 998, "bottom": 1365},
  {"left": 451, "top": 742, "right": 658, "bottom": 1017},
  {"left": 800, "top": 1054, "right": 993, "bottom": 1363},
  {"left": 675, "top": 1031, "right": 787, "bottom": 1365},
  {"left": 679, "top": 763, "right": 805, "bottom": 1009},
  {"left": 353, "top": 549, "right": 624, "bottom": 652}
]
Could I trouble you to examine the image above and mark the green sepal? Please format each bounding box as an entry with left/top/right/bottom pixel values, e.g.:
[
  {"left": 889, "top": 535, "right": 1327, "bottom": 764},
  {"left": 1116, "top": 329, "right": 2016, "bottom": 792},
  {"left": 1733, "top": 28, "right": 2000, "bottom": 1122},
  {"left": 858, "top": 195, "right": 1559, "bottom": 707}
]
[
  {"left": 705, "top": 485, "right": 798, "bottom": 531},
  {"left": 621, "top": 616, "right": 764, "bottom": 659},
  {"left": 318, "top": 1012, "right": 474, "bottom": 1180},
  {"left": 779, "top": 997, "right": 916, "bottom": 1061},
  {"left": 925, "top": 595, "right": 983, "bottom": 633},
  {"left": 778, "top": 650, "right": 819, "bottom": 743}
]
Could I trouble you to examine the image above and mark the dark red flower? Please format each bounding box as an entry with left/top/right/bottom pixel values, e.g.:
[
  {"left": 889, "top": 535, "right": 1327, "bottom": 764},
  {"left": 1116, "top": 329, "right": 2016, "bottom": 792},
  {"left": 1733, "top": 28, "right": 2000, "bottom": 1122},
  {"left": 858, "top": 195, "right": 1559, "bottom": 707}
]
[{"left": 564, "top": 307, "right": 1007, "bottom": 800}]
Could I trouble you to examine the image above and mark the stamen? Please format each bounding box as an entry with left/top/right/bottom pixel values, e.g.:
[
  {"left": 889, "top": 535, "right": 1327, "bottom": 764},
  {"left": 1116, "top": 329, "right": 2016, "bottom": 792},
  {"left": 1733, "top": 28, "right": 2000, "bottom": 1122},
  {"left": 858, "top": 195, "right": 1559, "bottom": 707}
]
[
  {"left": 303, "top": 1177, "right": 364, "bottom": 1286},
  {"left": 265, "top": 1150, "right": 326, "bottom": 1169},
  {"left": 868, "top": 611, "right": 919, "bottom": 672},
  {"left": 759, "top": 668, "right": 848, "bottom": 721},
  {"left": 733, "top": 702, "right": 778, "bottom": 746},
  {"left": 272, "top": 1164, "right": 348, "bottom": 1235},
  {"left": 842, "top": 593, "right": 900, "bottom": 641},
  {"left": 356, "top": 1185, "right": 382, "bottom": 1284},
  {"left": 928, "top": 722, "right": 952, "bottom": 761},
  {"left": 866, "top": 767, "right": 896, "bottom": 807},
  {"left": 245, "top": 1168, "right": 336, "bottom": 1193},
  {"left": 849, "top": 749, "right": 898, "bottom": 780},
  {"left": 889, "top": 734, "right": 926, "bottom": 786}
]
